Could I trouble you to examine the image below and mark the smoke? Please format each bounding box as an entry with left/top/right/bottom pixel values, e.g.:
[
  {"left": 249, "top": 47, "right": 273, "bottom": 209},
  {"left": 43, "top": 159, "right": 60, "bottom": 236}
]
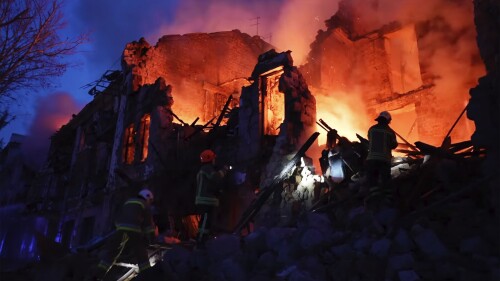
[
  {"left": 336, "top": 0, "right": 484, "bottom": 143},
  {"left": 315, "top": 88, "right": 371, "bottom": 145},
  {"left": 67, "top": 0, "right": 482, "bottom": 146},
  {"left": 344, "top": 0, "right": 484, "bottom": 104},
  {"left": 71, "top": 0, "right": 482, "bottom": 102},
  {"left": 272, "top": 0, "right": 340, "bottom": 64},
  {"left": 23, "top": 93, "right": 82, "bottom": 169},
  {"left": 155, "top": 0, "right": 339, "bottom": 65},
  {"left": 70, "top": 0, "right": 339, "bottom": 72},
  {"left": 70, "top": 0, "right": 482, "bottom": 100},
  {"left": 154, "top": 0, "right": 282, "bottom": 37}
]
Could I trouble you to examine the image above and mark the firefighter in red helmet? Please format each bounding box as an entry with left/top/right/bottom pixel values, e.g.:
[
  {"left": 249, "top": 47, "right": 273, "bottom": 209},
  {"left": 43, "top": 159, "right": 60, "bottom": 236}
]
[{"left": 195, "top": 149, "right": 229, "bottom": 246}]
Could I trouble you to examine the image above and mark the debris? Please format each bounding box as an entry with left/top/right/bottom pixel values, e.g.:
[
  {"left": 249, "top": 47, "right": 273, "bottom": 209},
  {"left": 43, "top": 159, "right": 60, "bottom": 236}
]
[{"left": 411, "top": 224, "right": 449, "bottom": 260}]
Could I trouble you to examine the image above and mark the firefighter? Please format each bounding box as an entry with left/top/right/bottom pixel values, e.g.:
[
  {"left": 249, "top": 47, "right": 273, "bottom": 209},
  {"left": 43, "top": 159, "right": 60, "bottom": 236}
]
[
  {"left": 91, "top": 188, "right": 157, "bottom": 280},
  {"left": 363, "top": 111, "right": 398, "bottom": 206},
  {"left": 195, "top": 149, "right": 229, "bottom": 246}
]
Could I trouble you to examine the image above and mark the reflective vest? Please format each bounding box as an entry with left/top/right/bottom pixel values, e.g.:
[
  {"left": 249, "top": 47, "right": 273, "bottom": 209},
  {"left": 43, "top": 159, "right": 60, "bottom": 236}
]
[
  {"left": 366, "top": 123, "right": 398, "bottom": 163},
  {"left": 195, "top": 164, "right": 226, "bottom": 207},
  {"left": 115, "top": 197, "right": 155, "bottom": 235}
]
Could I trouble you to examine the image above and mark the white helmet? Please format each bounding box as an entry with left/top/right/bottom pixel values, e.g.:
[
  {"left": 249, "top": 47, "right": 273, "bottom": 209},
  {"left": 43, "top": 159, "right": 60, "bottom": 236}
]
[
  {"left": 376, "top": 111, "right": 392, "bottom": 122},
  {"left": 138, "top": 189, "right": 154, "bottom": 202}
]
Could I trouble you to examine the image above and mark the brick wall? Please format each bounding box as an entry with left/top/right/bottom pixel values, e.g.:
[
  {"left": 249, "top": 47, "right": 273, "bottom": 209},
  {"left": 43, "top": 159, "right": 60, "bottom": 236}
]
[{"left": 123, "top": 30, "right": 273, "bottom": 124}]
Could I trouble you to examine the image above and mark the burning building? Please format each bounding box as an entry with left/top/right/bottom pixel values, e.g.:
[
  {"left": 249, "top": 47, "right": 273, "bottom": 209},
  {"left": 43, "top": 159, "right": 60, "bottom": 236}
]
[
  {"left": 302, "top": 0, "right": 484, "bottom": 147},
  {"left": 23, "top": 30, "right": 274, "bottom": 248},
  {"left": 8, "top": 2, "right": 497, "bottom": 274}
]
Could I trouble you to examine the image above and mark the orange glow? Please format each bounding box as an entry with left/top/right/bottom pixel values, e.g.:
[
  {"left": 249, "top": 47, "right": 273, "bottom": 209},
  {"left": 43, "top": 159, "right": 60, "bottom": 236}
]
[
  {"left": 153, "top": 0, "right": 339, "bottom": 65},
  {"left": 262, "top": 68, "right": 285, "bottom": 136},
  {"left": 151, "top": 0, "right": 483, "bottom": 147},
  {"left": 139, "top": 114, "right": 151, "bottom": 162},
  {"left": 313, "top": 88, "right": 370, "bottom": 146},
  {"left": 122, "top": 124, "right": 135, "bottom": 164}
]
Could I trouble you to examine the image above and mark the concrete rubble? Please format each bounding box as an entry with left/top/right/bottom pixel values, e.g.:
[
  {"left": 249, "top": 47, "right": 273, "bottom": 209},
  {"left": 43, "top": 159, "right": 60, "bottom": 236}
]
[
  {"left": 140, "top": 161, "right": 499, "bottom": 281},
  {"left": 1, "top": 1, "right": 499, "bottom": 281}
]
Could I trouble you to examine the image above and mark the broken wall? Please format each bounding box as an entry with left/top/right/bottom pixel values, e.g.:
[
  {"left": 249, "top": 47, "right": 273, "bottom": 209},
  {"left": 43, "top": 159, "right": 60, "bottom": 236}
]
[
  {"left": 239, "top": 50, "right": 317, "bottom": 186},
  {"left": 122, "top": 30, "right": 273, "bottom": 124},
  {"left": 111, "top": 30, "right": 274, "bottom": 225},
  {"left": 302, "top": 0, "right": 479, "bottom": 146}
]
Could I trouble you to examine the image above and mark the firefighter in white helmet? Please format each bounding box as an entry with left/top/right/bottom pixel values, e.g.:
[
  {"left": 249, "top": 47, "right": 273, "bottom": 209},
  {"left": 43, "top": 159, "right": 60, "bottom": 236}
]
[
  {"left": 91, "top": 188, "right": 157, "bottom": 280},
  {"left": 363, "top": 111, "right": 398, "bottom": 206}
]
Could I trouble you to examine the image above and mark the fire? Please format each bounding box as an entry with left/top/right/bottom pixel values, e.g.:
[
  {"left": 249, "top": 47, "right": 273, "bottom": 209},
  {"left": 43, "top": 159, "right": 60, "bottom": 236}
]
[
  {"left": 313, "top": 89, "right": 370, "bottom": 145},
  {"left": 151, "top": 0, "right": 483, "bottom": 148}
]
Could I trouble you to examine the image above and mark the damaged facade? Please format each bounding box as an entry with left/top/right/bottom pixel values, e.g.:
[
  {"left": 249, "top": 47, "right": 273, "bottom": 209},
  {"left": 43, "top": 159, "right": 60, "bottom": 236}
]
[
  {"left": 2, "top": 2, "right": 498, "bottom": 278},
  {"left": 301, "top": 0, "right": 478, "bottom": 145},
  {"left": 23, "top": 30, "right": 320, "bottom": 248}
]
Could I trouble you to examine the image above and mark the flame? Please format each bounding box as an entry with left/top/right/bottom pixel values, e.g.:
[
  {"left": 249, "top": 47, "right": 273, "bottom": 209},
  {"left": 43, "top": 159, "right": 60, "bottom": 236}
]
[
  {"left": 149, "top": 0, "right": 483, "bottom": 146},
  {"left": 309, "top": 0, "right": 484, "bottom": 146},
  {"left": 313, "top": 89, "right": 370, "bottom": 145}
]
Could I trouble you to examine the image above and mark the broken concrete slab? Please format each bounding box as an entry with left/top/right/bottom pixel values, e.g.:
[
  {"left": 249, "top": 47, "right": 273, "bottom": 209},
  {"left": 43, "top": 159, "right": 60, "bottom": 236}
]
[
  {"left": 299, "top": 228, "right": 325, "bottom": 251},
  {"left": 397, "top": 270, "right": 420, "bottom": 281},
  {"left": 206, "top": 234, "right": 241, "bottom": 262},
  {"left": 352, "top": 235, "right": 374, "bottom": 253},
  {"left": 265, "top": 227, "right": 296, "bottom": 253},
  {"left": 459, "top": 236, "right": 489, "bottom": 255},
  {"left": 411, "top": 224, "right": 449, "bottom": 260},
  {"left": 330, "top": 243, "right": 354, "bottom": 258},
  {"left": 393, "top": 228, "right": 415, "bottom": 254},
  {"left": 370, "top": 238, "right": 392, "bottom": 258},
  {"left": 388, "top": 253, "right": 415, "bottom": 273}
]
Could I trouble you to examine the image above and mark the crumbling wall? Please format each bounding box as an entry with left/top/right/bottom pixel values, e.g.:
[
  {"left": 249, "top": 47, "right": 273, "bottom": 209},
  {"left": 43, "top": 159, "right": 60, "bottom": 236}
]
[
  {"left": 122, "top": 30, "right": 273, "bottom": 123},
  {"left": 105, "top": 76, "right": 209, "bottom": 236},
  {"left": 302, "top": 0, "right": 479, "bottom": 146},
  {"left": 239, "top": 50, "right": 316, "bottom": 168},
  {"left": 302, "top": 18, "right": 436, "bottom": 144},
  {"left": 304, "top": 25, "right": 395, "bottom": 102}
]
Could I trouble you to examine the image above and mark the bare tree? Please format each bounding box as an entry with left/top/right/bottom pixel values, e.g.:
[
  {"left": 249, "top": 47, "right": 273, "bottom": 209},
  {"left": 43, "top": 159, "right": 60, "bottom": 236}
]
[{"left": 0, "top": 0, "right": 87, "bottom": 104}]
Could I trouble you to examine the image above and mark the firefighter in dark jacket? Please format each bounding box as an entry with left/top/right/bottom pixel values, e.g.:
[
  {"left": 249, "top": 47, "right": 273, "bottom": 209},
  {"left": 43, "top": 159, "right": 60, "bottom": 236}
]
[
  {"left": 363, "top": 111, "right": 398, "bottom": 204},
  {"left": 195, "top": 149, "right": 229, "bottom": 245},
  {"left": 93, "top": 189, "right": 157, "bottom": 279}
]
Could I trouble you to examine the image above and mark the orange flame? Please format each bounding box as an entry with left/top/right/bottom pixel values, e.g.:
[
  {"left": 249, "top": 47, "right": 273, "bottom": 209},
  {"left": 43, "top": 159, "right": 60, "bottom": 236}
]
[{"left": 313, "top": 89, "right": 370, "bottom": 145}]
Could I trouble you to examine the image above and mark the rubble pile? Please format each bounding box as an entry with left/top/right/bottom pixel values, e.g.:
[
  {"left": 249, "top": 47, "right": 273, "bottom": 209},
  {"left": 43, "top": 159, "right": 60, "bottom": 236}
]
[{"left": 153, "top": 160, "right": 499, "bottom": 281}]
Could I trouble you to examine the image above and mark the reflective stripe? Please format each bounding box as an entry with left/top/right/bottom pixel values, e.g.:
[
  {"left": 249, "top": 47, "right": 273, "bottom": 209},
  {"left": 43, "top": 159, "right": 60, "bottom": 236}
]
[
  {"left": 115, "top": 223, "right": 142, "bottom": 233},
  {"left": 98, "top": 232, "right": 129, "bottom": 275},
  {"left": 124, "top": 199, "right": 145, "bottom": 209},
  {"left": 138, "top": 261, "right": 151, "bottom": 272},
  {"left": 367, "top": 127, "right": 394, "bottom": 162},
  {"left": 198, "top": 213, "right": 208, "bottom": 242},
  {"left": 195, "top": 196, "right": 219, "bottom": 206}
]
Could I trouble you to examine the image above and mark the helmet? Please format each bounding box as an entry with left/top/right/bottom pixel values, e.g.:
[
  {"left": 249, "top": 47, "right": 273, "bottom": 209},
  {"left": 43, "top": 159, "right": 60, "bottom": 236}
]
[
  {"left": 138, "top": 189, "right": 154, "bottom": 202},
  {"left": 376, "top": 111, "right": 392, "bottom": 122},
  {"left": 200, "top": 149, "right": 216, "bottom": 163}
]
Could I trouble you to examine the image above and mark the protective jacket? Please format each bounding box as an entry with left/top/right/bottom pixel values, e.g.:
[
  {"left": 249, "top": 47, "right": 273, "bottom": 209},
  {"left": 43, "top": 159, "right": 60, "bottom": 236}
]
[
  {"left": 366, "top": 123, "right": 398, "bottom": 163},
  {"left": 195, "top": 164, "right": 227, "bottom": 207},
  {"left": 115, "top": 197, "right": 156, "bottom": 237}
]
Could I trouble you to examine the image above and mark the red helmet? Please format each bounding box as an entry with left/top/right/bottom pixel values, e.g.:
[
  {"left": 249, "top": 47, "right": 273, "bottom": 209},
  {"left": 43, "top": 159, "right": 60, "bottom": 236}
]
[{"left": 200, "top": 149, "right": 216, "bottom": 163}]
